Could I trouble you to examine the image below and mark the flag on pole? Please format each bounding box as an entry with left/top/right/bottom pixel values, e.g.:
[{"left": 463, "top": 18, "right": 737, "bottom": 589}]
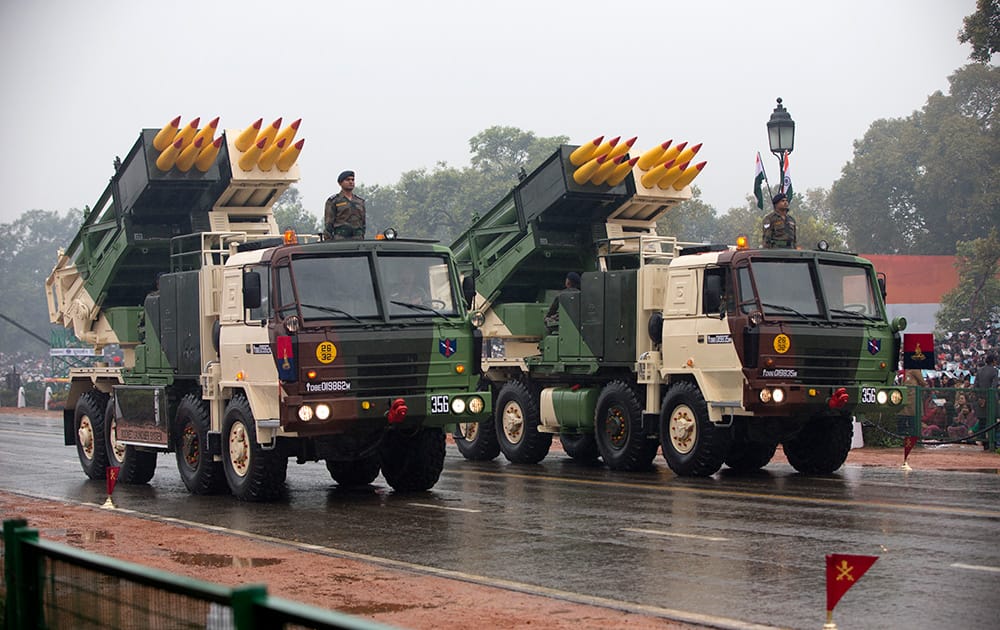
[
  {"left": 754, "top": 152, "right": 766, "bottom": 209},
  {"left": 106, "top": 466, "right": 120, "bottom": 496},
  {"left": 826, "top": 554, "right": 878, "bottom": 613},
  {"left": 781, "top": 151, "right": 793, "bottom": 201}
]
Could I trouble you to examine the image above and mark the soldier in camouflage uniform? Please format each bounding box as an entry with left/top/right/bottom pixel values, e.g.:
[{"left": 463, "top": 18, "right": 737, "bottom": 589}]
[
  {"left": 324, "top": 170, "right": 366, "bottom": 240},
  {"left": 762, "top": 192, "right": 796, "bottom": 248}
]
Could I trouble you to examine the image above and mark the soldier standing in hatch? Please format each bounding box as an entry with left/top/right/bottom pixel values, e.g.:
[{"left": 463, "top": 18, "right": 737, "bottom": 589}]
[
  {"left": 324, "top": 170, "right": 366, "bottom": 240},
  {"left": 762, "top": 192, "right": 796, "bottom": 248}
]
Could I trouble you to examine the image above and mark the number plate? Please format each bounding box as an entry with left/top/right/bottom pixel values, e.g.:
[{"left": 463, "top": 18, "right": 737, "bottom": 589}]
[
  {"left": 431, "top": 395, "right": 450, "bottom": 414},
  {"left": 860, "top": 387, "right": 876, "bottom": 404}
]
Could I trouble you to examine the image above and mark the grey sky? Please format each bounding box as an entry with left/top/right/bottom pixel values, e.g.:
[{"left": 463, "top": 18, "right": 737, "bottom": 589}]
[{"left": 0, "top": 0, "right": 976, "bottom": 227}]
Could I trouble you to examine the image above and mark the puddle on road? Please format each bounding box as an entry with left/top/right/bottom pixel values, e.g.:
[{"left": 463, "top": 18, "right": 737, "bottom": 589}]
[{"left": 169, "top": 551, "right": 284, "bottom": 569}]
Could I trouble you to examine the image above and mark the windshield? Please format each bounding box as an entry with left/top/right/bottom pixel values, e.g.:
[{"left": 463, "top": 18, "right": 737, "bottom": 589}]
[
  {"left": 737, "top": 259, "right": 882, "bottom": 321},
  {"left": 285, "top": 254, "right": 380, "bottom": 320},
  {"left": 380, "top": 254, "right": 458, "bottom": 317}
]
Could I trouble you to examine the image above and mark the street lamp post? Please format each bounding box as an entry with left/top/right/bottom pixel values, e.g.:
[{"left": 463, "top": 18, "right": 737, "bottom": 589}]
[{"left": 767, "top": 97, "right": 795, "bottom": 195}]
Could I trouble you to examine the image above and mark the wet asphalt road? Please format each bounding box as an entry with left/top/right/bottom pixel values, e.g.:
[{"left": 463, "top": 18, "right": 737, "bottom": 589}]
[{"left": 2, "top": 412, "right": 999, "bottom": 630}]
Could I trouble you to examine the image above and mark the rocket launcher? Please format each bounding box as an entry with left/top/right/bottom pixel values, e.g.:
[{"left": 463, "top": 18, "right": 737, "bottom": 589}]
[
  {"left": 47, "top": 116, "right": 304, "bottom": 347},
  {"left": 450, "top": 137, "right": 705, "bottom": 310}
]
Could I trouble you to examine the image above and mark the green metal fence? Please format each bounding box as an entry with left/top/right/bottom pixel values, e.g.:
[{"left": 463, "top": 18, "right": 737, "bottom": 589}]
[
  {"left": 3, "top": 519, "right": 395, "bottom": 630},
  {"left": 893, "top": 386, "right": 997, "bottom": 448}
]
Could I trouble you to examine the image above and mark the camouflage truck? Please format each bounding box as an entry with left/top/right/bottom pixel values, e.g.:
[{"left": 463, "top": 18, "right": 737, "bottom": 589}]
[
  {"left": 450, "top": 140, "right": 906, "bottom": 476},
  {"left": 46, "top": 117, "right": 489, "bottom": 501}
]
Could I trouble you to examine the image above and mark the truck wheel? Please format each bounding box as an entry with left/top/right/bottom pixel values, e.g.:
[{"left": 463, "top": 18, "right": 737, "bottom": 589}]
[
  {"left": 559, "top": 432, "right": 600, "bottom": 462},
  {"left": 175, "top": 393, "right": 226, "bottom": 494},
  {"left": 105, "top": 399, "right": 157, "bottom": 484},
  {"left": 222, "top": 395, "right": 288, "bottom": 501},
  {"left": 74, "top": 390, "right": 110, "bottom": 480},
  {"left": 380, "top": 428, "right": 445, "bottom": 491},
  {"left": 594, "top": 381, "right": 658, "bottom": 471},
  {"left": 326, "top": 455, "right": 381, "bottom": 487},
  {"left": 782, "top": 416, "right": 853, "bottom": 475},
  {"left": 495, "top": 381, "right": 551, "bottom": 464},
  {"left": 659, "top": 382, "right": 731, "bottom": 477},
  {"left": 454, "top": 419, "right": 501, "bottom": 461},
  {"left": 724, "top": 436, "right": 778, "bottom": 472}
]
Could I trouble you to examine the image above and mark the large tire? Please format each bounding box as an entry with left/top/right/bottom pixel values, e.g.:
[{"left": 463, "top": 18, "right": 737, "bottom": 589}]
[
  {"left": 74, "top": 390, "right": 110, "bottom": 480},
  {"left": 594, "top": 381, "right": 658, "bottom": 471},
  {"left": 221, "top": 395, "right": 288, "bottom": 501},
  {"left": 724, "top": 435, "right": 778, "bottom": 472},
  {"left": 326, "top": 455, "right": 381, "bottom": 487},
  {"left": 659, "top": 381, "right": 732, "bottom": 477},
  {"left": 380, "top": 428, "right": 445, "bottom": 491},
  {"left": 782, "top": 416, "right": 853, "bottom": 475},
  {"left": 559, "top": 432, "right": 600, "bottom": 462},
  {"left": 105, "top": 399, "right": 157, "bottom": 485},
  {"left": 174, "top": 393, "right": 226, "bottom": 494},
  {"left": 495, "top": 381, "right": 551, "bottom": 464},
  {"left": 454, "top": 419, "right": 501, "bottom": 461}
]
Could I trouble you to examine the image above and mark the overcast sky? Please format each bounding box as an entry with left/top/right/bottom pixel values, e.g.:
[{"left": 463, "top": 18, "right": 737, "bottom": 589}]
[{"left": 0, "top": 0, "right": 977, "bottom": 227}]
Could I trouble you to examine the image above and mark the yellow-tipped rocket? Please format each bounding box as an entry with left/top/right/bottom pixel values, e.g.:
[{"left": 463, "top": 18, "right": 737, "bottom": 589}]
[
  {"left": 255, "top": 118, "right": 282, "bottom": 151},
  {"left": 235, "top": 118, "right": 263, "bottom": 152},
  {"left": 195, "top": 136, "right": 223, "bottom": 172},
  {"left": 672, "top": 142, "right": 702, "bottom": 169},
  {"left": 605, "top": 156, "right": 638, "bottom": 187},
  {"left": 274, "top": 118, "right": 301, "bottom": 148},
  {"left": 640, "top": 159, "right": 674, "bottom": 188},
  {"left": 636, "top": 140, "right": 671, "bottom": 171},
  {"left": 257, "top": 137, "right": 286, "bottom": 171},
  {"left": 175, "top": 136, "right": 204, "bottom": 172},
  {"left": 238, "top": 137, "right": 267, "bottom": 171},
  {"left": 276, "top": 138, "right": 305, "bottom": 172},
  {"left": 569, "top": 136, "right": 604, "bottom": 166},
  {"left": 152, "top": 116, "right": 181, "bottom": 152},
  {"left": 572, "top": 154, "right": 608, "bottom": 185},
  {"left": 191, "top": 116, "right": 219, "bottom": 148},
  {"left": 155, "top": 137, "right": 184, "bottom": 171},
  {"left": 173, "top": 117, "right": 200, "bottom": 149},
  {"left": 656, "top": 160, "right": 690, "bottom": 190},
  {"left": 671, "top": 160, "right": 707, "bottom": 190},
  {"left": 660, "top": 141, "right": 687, "bottom": 167},
  {"left": 606, "top": 136, "right": 636, "bottom": 161},
  {"left": 591, "top": 154, "right": 626, "bottom": 185}
]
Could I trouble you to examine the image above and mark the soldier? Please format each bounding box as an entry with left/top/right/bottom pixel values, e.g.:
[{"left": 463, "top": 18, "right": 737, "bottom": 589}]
[
  {"left": 324, "top": 170, "right": 366, "bottom": 240},
  {"left": 762, "top": 192, "right": 796, "bottom": 249}
]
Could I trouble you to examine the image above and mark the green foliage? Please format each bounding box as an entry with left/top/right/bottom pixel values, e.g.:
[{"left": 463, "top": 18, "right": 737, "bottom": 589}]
[
  {"left": 271, "top": 186, "right": 320, "bottom": 236},
  {"left": 830, "top": 64, "right": 1000, "bottom": 254},
  {"left": 655, "top": 186, "right": 718, "bottom": 243},
  {"left": 935, "top": 228, "right": 1000, "bottom": 333},
  {"left": 959, "top": 0, "right": 1000, "bottom": 63}
]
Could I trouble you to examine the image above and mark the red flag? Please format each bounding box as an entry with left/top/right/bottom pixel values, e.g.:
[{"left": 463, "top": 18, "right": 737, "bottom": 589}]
[
  {"left": 106, "top": 466, "right": 120, "bottom": 496},
  {"left": 902, "top": 333, "right": 934, "bottom": 370},
  {"left": 903, "top": 436, "right": 918, "bottom": 461},
  {"left": 826, "top": 554, "right": 878, "bottom": 612}
]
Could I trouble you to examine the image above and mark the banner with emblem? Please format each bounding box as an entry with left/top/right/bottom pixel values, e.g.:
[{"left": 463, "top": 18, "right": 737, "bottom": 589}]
[
  {"left": 826, "top": 553, "right": 878, "bottom": 613},
  {"left": 902, "top": 333, "right": 934, "bottom": 370}
]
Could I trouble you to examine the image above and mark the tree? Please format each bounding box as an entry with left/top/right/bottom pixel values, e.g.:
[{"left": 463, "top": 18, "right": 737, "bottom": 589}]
[
  {"left": 655, "top": 186, "right": 719, "bottom": 243},
  {"left": 959, "top": 0, "right": 1000, "bottom": 63},
  {"left": 830, "top": 64, "right": 1000, "bottom": 254},
  {"left": 271, "top": 186, "right": 320, "bottom": 235},
  {"left": 935, "top": 228, "right": 1000, "bottom": 333}
]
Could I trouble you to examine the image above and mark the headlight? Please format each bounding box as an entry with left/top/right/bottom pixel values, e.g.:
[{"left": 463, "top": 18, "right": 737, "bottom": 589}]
[
  {"left": 298, "top": 405, "right": 314, "bottom": 422},
  {"left": 772, "top": 388, "right": 785, "bottom": 403},
  {"left": 468, "top": 396, "right": 485, "bottom": 414},
  {"left": 451, "top": 398, "right": 467, "bottom": 414},
  {"left": 876, "top": 390, "right": 888, "bottom": 405},
  {"left": 315, "top": 404, "right": 331, "bottom": 420},
  {"left": 890, "top": 390, "right": 903, "bottom": 405},
  {"left": 759, "top": 389, "right": 772, "bottom": 403}
]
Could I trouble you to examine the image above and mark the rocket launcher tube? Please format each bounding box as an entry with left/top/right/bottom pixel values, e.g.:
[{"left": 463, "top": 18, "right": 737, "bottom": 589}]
[
  {"left": 274, "top": 118, "right": 301, "bottom": 148},
  {"left": 572, "top": 154, "right": 607, "bottom": 185},
  {"left": 640, "top": 159, "right": 674, "bottom": 188},
  {"left": 235, "top": 118, "right": 263, "bottom": 152},
  {"left": 672, "top": 142, "right": 702, "bottom": 169},
  {"left": 605, "top": 156, "right": 638, "bottom": 187},
  {"left": 672, "top": 160, "right": 706, "bottom": 190},
  {"left": 152, "top": 116, "right": 181, "bottom": 152},
  {"left": 569, "top": 136, "right": 604, "bottom": 166},
  {"left": 255, "top": 118, "right": 282, "bottom": 151},
  {"left": 276, "top": 138, "right": 304, "bottom": 172},
  {"left": 656, "top": 160, "right": 690, "bottom": 189},
  {"left": 191, "top": 116, "right": 220, "bottom": 148},
  {"left": 155, "top": 137, "right": 184, "bottom": 171},
  {"left": 175, "top": 136, "right": 204, "bottom": 172},
  {"left": 174, "top": 117, "right": 201, "bottom": 149},
  {"left": 589, "top": 154, "right": 624, "bottom": 185},
  {"left": 589, "top": 136, "right": 620, "bottom": 165},
  {"left": 257, "top": 137, "right": 286, "bottom": 171},
  {"left": 238, "top": 137, "right": 267, "bottom": 171},
  {"left": 194, "top": 136, "right": 223, "bottom": 172},
  {"left": 606, "top": 136, "right": 636, "bottom": 161},
  {"left": 636, "top": 140, "right": 671, "bottom": 170},
  {"left": 659, "top": 141, "right": 687, "bottom": 167}
]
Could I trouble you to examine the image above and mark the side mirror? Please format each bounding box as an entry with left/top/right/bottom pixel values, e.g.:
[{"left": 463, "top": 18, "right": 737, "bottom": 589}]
[
  {"left": 462, "top": 275, "right": 476, "bottom": 310},
  {"left": 243, "top": 271, "right": 262, "bottom": 310},
  {"left": 877, "top": 272, "right": 887, "bottom": 300}
]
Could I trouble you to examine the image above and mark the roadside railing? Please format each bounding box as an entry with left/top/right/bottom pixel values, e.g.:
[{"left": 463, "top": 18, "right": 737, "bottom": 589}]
[
  {"left": 3, "top": 519, "right": 394, "bottom": 630},
  {"left": 862, "top": 386, "right": 997, "bottom": 450}
]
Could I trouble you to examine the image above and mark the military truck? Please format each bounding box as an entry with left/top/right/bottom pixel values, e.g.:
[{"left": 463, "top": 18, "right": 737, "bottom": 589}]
[
  {"left": 46, "top": 117, "right": 490, "bottom": 500},
  {"left": 450, "top": 139, "right": 905, "bottom": 476}
]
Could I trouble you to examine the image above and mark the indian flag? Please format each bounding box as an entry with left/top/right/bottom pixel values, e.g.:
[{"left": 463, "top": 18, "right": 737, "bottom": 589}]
[
  {"left": 754, "top": 152, "right": 766, "bottom": 209},
  {"left": 782, "top": 151, "right": 793, "bottom": 201}
]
